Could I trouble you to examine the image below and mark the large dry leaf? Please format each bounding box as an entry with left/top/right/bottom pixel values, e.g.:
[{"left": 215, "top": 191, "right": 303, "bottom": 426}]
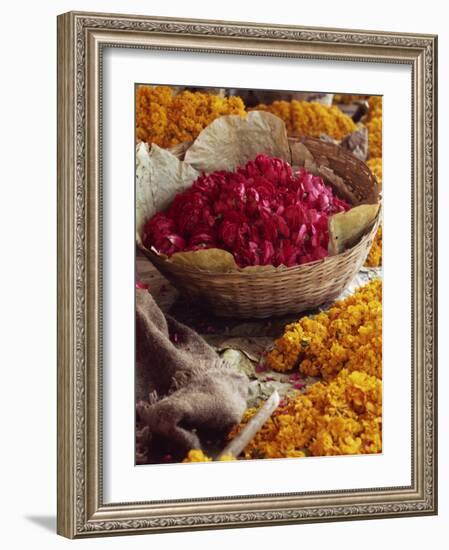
[
  {"left": 136, "top": 142, "right": 155, "bottom": 243},
  {"left": 160, "top": 247, "right": 283, "bottom": 274},
  {"left": 340, "top": 126, "right": 368, "bottom": 161},
  {"left": 184, "top": 111, "right": 291, "bottom": 173},
  {"left": 328, "top": 203, "right": 379, "bottom": 255},
  {"left": 143, "top": 237, "right": 279, "bottom": 275},
  {"left": 167, "top": 140, "right": 192, "bottom": 160},
  {"left": 169, "top": 248, "right": 237, "bottom": 272},
  {"left": 169, "top": 248, "right": 282, "bottom": 273},
  {"left": 135, "top": 142, "right": 199, "bottom": 243},
  {"left": 289, "top": 140, "right": 315, "bottom": 168},
  {"left": 213, "top": 336, "right": 274, "bottom": 362},
  {"left": 220, "top": 349, "right": 256, "bottom": 378}
]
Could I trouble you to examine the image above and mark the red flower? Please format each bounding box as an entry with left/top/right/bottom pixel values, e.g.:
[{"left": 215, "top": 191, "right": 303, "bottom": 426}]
[
  {"left": 188, "top": 232, "right": 217, "bottom": 249},
  {"left": 143, "top": 154, "right": 351, "bottom": 268},
  {"left": 143, "top": 213, "right": 186, "bottom": 255},
  {"left": 260, "top": 240, "right": 275, "bottom": 265},
  {"left": 136, "top": 280, "right": 149, "bottom": 290},
  {"left": 275, "top": 240, "right": 299, "bottom": 267}
]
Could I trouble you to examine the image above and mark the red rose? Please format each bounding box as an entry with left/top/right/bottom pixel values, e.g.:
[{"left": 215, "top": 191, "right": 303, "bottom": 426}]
[{"left": 144, "top": 154, "right": 350, "bottom": 268}]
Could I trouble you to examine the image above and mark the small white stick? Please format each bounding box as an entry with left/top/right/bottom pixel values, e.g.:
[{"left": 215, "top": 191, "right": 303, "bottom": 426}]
[{"left": 216, "top": 390, "right": 280, "bottom": 460}]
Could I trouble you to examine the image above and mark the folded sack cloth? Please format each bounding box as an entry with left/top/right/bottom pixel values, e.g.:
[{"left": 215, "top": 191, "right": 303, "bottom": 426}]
[{"left": 135, "top": 289, "right": 249, "bottom": 460}]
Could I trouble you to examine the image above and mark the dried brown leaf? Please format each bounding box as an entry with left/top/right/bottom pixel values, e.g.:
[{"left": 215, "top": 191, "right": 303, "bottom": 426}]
[{"left": 328, "top": 203, "right": 379, "bottom": 255}]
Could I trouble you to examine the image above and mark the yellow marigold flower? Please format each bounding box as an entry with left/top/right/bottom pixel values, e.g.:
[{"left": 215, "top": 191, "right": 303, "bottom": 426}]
[
  {"left": 183, "top": 450, "right": 236, "bottom": 462},
  {"left": 367, "top": 157, "right": 382, "bottom": 188},
  {"left": 362, "top": 97, "right": 383, "bottom": 160},
  {"left": 218, "top": 454, "right": 235, "bottom": 461},
  {"left": 366, "top": 117, "right": 382, "bottom": 159},
  {"left": 266, "top": 279, "right": 382, "bottom": 380},
  {"left": 136, "top": 85, "right": 246, "bottom": 148},
  {"left": 366, "top": 96, "right": 382, "bottom": 122},
  {"left": 183, "top": 449, "right": 211, "bottom": 463},
  {"left": 253, "top": 100, "right": 357, "bottom": 140},
  {"left": 333, "top": 94, "right": 368, "bottom": 105},
  {"left": 230, "top": 369, "right": 382, "bottom": 459},
  {"left": 365, "top": 226, "right": 382, "bottom": 267}
]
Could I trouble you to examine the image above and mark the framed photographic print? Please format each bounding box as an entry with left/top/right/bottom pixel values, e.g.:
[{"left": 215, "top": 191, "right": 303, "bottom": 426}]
[{"left": 57, "top": 11, "right": 438, "bottom": 538}]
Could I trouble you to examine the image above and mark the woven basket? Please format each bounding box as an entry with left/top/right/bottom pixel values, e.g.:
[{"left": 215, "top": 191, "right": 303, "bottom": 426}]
[{"left": 140, "top": 137, "right": 380, "bottom": 318}]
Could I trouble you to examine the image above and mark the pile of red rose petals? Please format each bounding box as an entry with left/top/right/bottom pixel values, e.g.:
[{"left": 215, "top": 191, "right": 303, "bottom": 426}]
[{"left": 143, "top": 154, "right": 350, "bottom": 268}]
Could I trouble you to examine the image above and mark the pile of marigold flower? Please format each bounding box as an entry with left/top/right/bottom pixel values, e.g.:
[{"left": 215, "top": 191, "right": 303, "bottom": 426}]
[
  {"left": 266, "top": 279, "right": 382, "bottom": 378},
  {"left": 136, "top": 85, "right": 246, "bottom": 148},
  {"left": 367, "top": 95, "right": 382, "bottom": 121},
  {"left": 332, "top": 94, "right": 369, "bottom": 105},
  {"left": 224, "top": 279, "right": 383, "bottom": 459},
  {"left": 229, "top": 368, "right": 382, "bottom": 458},
  {"left": 364, "top": 97, "right": 382, "bottom": 267},
  {"left": 365, "top": 96, "right": 382, "bottom": 160},
  {"left": 253, "top": 100, "right": 357, "bottom": 140},
  {"left": 183, "top": 450, "right": 234, "bottom": 462},
  {"left": 135, "top": 87, "right": 374, "bottom": 150},
  {"left": 367, "top": 157, "right": 382, "bottom": 187},
  {"left": 365, "top": 226, "right": 382, "bottom": 267}
]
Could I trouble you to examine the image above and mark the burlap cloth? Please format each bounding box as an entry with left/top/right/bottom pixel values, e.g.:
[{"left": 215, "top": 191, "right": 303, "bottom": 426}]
[{"left": 135, "top": 289, "right": 249, "bottom": 462}]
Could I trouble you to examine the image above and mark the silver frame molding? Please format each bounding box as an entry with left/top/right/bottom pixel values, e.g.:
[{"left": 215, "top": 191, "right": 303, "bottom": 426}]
[{"left": 57, "top": 11, "right": 438, "bottom": 538}]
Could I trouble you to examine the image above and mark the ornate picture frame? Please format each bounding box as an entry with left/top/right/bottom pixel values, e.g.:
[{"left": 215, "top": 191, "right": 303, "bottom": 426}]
[{"left": 57, "top": 11, "right": 437, "bottom": 538}]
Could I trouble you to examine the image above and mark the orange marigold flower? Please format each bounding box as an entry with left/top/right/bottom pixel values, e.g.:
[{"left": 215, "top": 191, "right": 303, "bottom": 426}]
[
  {"left": 362, "top": 96, "right": 383, "bottom": 160},
  {"left": 183, "top": 449, "right": 212, "bottom": 463},
  {"left": 253, "top": 100, "right": 357, "bottom": 140},
  {"left": 367, "top": 157, "right": 382, "bottom": 188},
  {"left": 229, "top": 369, "right": 382, "bottom": 459},
  {"left": 366, "top": 96, "right": 382, "bottom": 122},
  {"left": 365, "top": 226, "right": 382, "bottom": 267},
  {"left": 265, "top": 279, "right": 382, "bottom": 379},
  {"left": 333, "top": 94, "right": 369, "bottom": 105},
  {"left": 182, "top": 450, "right": 236, "bottom": 462},
  {"left": 366, "top": 117, "right": 382, "bottom": 159},
  {"left": 136, "top": 85, "right": 246, "bottom": 148}
]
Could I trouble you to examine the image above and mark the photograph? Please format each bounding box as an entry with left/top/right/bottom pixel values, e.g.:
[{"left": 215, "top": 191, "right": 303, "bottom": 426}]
[{"left": 134, "top": 85, "right": 383, "bottom": 466}]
